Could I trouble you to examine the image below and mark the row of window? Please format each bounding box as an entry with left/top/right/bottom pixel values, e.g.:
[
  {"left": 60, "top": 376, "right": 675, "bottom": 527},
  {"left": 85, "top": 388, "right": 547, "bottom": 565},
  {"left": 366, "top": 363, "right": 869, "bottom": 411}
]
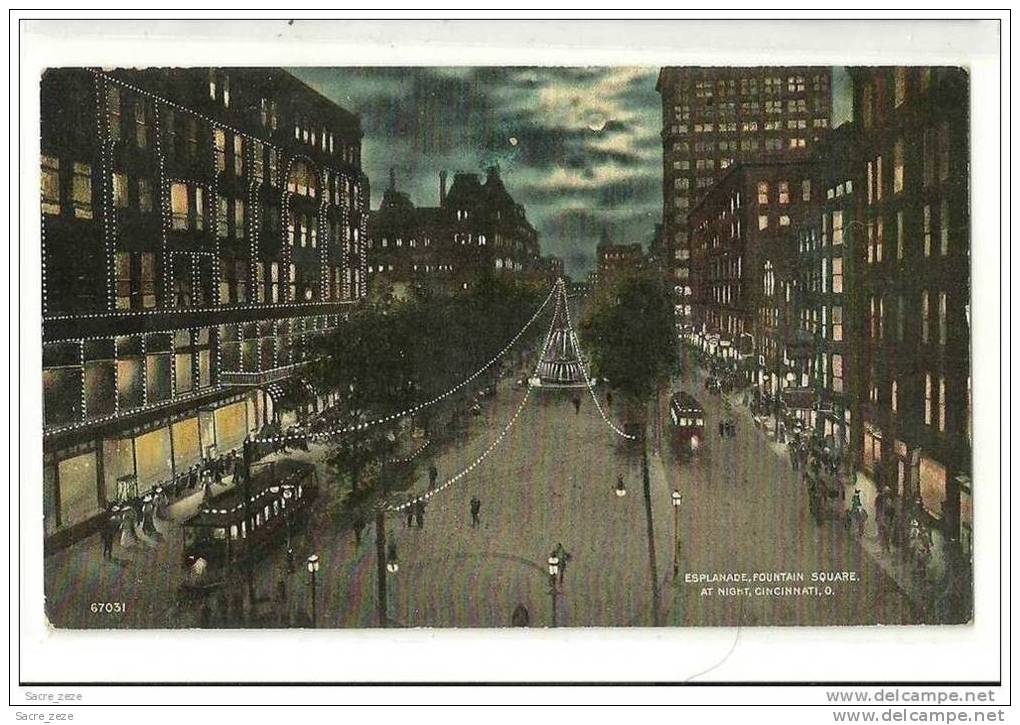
[
  {"left": 867, "top": 291, "right": 952, "bottom": 345},
  {"left": 687, "top": 74, "right": 827, "bottom": 100},
  {"left": 42, "top": 329, "right": 213, "bottom": 427}
]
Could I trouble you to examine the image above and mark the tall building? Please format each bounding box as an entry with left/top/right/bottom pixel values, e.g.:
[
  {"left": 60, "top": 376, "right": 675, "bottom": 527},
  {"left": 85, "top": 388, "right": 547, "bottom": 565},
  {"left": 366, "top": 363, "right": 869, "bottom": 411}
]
[
  {"left": 366, "top": 166, "right": 540, "bottom": 296},
  {"left": 794, "top": 124, "right": 857, "bottom": 449},
  {"left": 656, "top": 67, "right": 833, "bottom": 329},
  {"left": 848, "top": 67, "right": 971, "bottom": 576},
  {"left": 40, "top": 67, "right": 369, "bottom": 550},
  {"left": 687, "top": 160, "right": 817, "bottom": 388}
]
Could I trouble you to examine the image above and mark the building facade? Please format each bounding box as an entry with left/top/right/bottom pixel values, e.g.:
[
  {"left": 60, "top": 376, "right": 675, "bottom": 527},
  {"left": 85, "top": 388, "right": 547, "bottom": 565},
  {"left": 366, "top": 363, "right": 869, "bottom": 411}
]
[
  {"left": 688, "top": 161, "right": 817, "bottom": 389},
  {"left": 848, "top": 67, "right": 971, "bottom": 567},
  {"left": 657, "top": 67, "right": 833, "bottom": 331},
  {"left": 40, "top": 67, "right": 369, "bottom": 549},
  {"left": 366, "top": 166, "right": 540, "bottom": 297},
  {"left": 794, "top": 124, "right": 857, "bottom": 448}
]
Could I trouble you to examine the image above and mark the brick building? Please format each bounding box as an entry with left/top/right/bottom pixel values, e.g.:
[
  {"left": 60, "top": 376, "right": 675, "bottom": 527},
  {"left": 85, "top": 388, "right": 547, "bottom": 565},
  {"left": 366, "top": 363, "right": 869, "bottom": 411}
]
[
  {"left": 366, "top": 166, "right": 540, "bottom": 297},
  {"left": 848, "top": 67, "right": 971, "bottom": 567},
  {"left": 656, "top": 67, "right": 833, "bottom": 329},
  {"left": 688, "top": 160, "right": 818, "bottom": 389},
  {"left": 40, "top": 67, "right": 369, "bottom": 549}
]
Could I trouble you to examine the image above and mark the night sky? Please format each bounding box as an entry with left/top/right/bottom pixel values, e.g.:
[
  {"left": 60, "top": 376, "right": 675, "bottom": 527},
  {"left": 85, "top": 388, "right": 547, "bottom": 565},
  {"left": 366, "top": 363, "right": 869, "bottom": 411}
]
[{"left": 290, "top": 67, "right": 851, "bottom": 277}]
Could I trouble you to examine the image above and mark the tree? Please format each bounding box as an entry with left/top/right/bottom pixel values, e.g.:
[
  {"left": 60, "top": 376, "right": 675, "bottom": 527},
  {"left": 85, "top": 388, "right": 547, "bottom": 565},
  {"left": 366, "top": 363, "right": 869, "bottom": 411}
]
[
  {"left": 579, "top": 270, "right": 676, "bottom": 626},
  {"left": 580, "top": 270, "right": 677, "bottom": 429}
]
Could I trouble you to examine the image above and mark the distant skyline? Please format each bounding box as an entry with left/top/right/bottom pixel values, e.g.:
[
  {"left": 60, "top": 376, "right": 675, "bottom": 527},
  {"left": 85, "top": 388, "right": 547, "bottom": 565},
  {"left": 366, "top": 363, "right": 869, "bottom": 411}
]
[{"left": 292, "top": 66, "right": 852, "bottom": 277}]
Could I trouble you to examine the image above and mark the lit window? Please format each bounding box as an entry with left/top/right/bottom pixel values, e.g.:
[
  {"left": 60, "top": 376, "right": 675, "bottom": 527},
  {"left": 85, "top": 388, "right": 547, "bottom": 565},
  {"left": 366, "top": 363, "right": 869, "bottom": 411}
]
[
  {"left": 893, "top": 140, "right": 904, "bottom": 193},
  {"left": 41, "top": 155, "right": 60, "bottom": 215},
  {"left": 214, "top": 129, "right": 226, "bottom": 173},
  {"left": 233, "top": 135, "right": 243, "bottom": 177},
  {"left": 940, "top": 200, "right": 950, "bottom": 255},
  {"left": 134, "top": 99, "right": 149, "bottom": 148},
  {"left": 938, "top": 376, "right": 947, "bottom": 432},
  {"left": 758, "top": 215, "right": 769, "bottom": 231},
  {"left": 832, "top": 210, "right": 843, "bottom": 245},
  {"left": 107, "top": 85, "right": 121, "bottom": 139},
  {"left": 778, "top": 181, "right": 789, "bottom": 204},
  {"left": 112, "top": 172, "right": 129, "bottom": 209},
  {"left": 757, "top": 182, "right": 768, "bottom": 205},
  {"left": 71, "top": 162, "right": 93, "bottom": 219},
  {"left": 939, "top": 291, "right": 947, "bottom": 345},
  {"left": 922, "top": 291, "right": 930, "bottom": 343},
  {"left": 895, "top": 67, "right": 907, "bottom": 107},
  {"left": 779, "top": 215, "right": 790, "bottom": 226},
  {"left": 217, "top": 195, "right": 228, "bottom": 238},
  {"left": 801, "top": 179, "right": 811, "bottom": 202},
  {"left": 924, "top": 205, "right": 932, "bottom": 256},
  {"left": 138, "top": 178, "right": 152, "bottom": 213},
  {"left": 171, "top": 183, "right": 189, "bottom": 230}
]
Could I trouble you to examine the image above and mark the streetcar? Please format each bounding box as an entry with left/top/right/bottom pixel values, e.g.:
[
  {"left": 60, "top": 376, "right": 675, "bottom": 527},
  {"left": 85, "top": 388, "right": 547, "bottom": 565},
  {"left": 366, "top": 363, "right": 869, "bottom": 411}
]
[
  {"left": 669, "top": 391, "right": 706, "bottom": 459},
  {"left": 180, "top": 459, "right": 318, "bottom": 586}
]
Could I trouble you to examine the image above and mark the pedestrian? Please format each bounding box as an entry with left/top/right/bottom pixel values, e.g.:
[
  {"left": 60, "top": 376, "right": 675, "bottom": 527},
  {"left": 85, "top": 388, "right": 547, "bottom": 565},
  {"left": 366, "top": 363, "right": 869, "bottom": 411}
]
[
  {"left": 553, "top": 542, "right": 571, "bottom": 585},
  {"left": 718, "top": 421, "right": 725, "bottom": 438},
  {"left": 470, "top": 496, "right": 481, "bottom": 527},
  {"left": 202, "top": 470, "right": 214, "bottom": 502},
  {"left": 100, "top": 507, "right": 118, "bottom": 560},
  {"left": 405, "top": 497, "right": 414, "bottom": 528},
  {"left": 353, "top": 514, "right": 365, "bottom": 547},
  {"left": 428, "top": 464, "right": 438, "bottom": 491},
  {"left": 141, "top": 495, "right": 158, "bottom": 536},
  {"left": 414, "top": 498, "right": 426, "bottom": 529},
  {"left": 572, "top": 396, "right": 581, "bottom": 414},
  {"left": 606, "top": 390, "right": 613, "bottom": 407}
]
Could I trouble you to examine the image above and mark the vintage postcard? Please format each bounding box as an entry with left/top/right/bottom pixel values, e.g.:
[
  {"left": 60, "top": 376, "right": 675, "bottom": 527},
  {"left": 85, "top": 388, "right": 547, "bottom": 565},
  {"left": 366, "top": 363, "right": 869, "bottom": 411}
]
[{"left": 35, "top": 59, "right": 976, "bottom": 633}]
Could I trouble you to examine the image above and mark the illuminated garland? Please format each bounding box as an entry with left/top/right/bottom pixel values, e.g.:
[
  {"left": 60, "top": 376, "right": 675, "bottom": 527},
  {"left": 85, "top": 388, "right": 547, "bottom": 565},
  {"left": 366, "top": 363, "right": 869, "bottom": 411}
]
[
  {"left": 249, "top": 281, "right": 557, "bottom": 444},
  {"left": 560, "top": 282, "right": 638, "bottom": 441},
  {"left": 387, "top": 279, "right": 563, "bottom": 511}
]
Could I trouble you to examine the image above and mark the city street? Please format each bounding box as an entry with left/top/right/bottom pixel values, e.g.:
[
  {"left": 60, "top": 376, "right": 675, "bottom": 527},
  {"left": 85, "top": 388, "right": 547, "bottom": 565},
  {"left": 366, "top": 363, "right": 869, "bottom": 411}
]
[{"left": 45, "top": 355, "right": 918, "bottom": 629}]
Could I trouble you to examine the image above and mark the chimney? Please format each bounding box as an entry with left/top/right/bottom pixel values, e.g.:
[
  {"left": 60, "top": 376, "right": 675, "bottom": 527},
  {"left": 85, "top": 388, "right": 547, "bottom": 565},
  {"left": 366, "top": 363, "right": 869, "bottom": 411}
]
[
  {"left": 389, "top": 167, "right": 396, "bottom": 192},
  {"left": 439, "top": 170, "right": 448, "bottom": 206}
]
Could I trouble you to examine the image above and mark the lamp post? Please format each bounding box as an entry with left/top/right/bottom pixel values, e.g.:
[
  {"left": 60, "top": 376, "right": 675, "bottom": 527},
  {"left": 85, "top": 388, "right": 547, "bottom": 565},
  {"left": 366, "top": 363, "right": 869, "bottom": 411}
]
[
  {"left": 281, "top": 487, "right": 295, "bottom": 567},
  {"left": 547, "top": 553, "right": 560, "bottom": 627},
  {"left": 306, "top": 553, "right": 319, "bottom": 627},
  {"left": 671, "top": 490, "right": 682, "bottom": 578}
]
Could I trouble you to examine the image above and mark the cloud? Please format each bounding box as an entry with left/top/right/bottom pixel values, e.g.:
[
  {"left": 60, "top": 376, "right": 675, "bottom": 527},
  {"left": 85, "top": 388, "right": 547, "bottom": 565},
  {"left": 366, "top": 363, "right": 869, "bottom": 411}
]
[{"left": 288, "top": 66, "right": 663, "bottom": 277}]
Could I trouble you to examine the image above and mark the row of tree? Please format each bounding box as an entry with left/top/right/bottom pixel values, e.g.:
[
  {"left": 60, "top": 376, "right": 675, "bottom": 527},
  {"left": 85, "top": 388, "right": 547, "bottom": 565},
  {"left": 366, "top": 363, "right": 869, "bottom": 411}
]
[{"left": 309, "top": 275, "right": 547, "bottom": 496}]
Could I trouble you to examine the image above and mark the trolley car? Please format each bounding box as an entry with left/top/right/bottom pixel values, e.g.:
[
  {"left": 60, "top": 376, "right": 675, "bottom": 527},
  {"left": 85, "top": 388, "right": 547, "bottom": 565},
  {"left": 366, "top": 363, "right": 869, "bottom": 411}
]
[
  {"left": 181, "top": 459, "right": 318, "bottom": 583},
  {"left": 669, "top": 391, "right": 706, "bottom": 459}
]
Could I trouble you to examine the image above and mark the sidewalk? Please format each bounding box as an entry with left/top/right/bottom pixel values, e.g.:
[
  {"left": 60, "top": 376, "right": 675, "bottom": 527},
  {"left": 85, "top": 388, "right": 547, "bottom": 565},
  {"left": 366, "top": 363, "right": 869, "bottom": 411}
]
[{"left": 716, "top": 375, "right": 931, "bottom": 617}]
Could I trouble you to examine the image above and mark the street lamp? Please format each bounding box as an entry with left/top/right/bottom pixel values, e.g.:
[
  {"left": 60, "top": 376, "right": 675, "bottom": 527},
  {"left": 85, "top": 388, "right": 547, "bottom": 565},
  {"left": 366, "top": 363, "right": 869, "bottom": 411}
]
[
  {"left": 282, "top": 487, "right": 295, "bottom": 567},
  {"left": 386, "top": 541, "right": 399, "bottom": 573},
  {"left": 671, "top": 490, "right": 682, "bottom": 578},
  {"left": 306, "top": 553, "right": 319, "bottom": 627},
  {"left": 547, "top": 554, "right": 560, "bottom": 627}
]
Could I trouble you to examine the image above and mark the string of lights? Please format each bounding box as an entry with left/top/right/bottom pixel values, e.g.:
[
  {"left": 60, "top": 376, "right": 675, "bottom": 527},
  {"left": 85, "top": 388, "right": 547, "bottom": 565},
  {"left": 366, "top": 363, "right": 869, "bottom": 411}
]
[
  {"left": 249, "top": 282, "right": 558, "bottom": 444},
  {"left": 387, "top": 280, "right": 563, "bottom": 512},
  {"left": 559, "top": 282, "right": 638, "bottom": 441},
  {"left": 386, "top": 438, "right": 431, "bottom": 465}
]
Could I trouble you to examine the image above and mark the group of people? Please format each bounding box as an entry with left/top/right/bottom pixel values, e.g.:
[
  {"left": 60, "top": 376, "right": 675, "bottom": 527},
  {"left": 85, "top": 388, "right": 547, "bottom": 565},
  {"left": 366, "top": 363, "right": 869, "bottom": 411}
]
[
  {"left": 99, "top": 487, "right": 171, "bottom": 560},
  {"left": 717, "top": 419, "right": 737, "bottom": 438}
]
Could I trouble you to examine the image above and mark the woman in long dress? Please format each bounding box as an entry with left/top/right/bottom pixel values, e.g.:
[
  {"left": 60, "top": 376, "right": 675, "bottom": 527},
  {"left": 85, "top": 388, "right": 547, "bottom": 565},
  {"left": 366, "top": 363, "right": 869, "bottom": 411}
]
[{"left": 118, "top": 505, "right": 138, "bottom": 549}]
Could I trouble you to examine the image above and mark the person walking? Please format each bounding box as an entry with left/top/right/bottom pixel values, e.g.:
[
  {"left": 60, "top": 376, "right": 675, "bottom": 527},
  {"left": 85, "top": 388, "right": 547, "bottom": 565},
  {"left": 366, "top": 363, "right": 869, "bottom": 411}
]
[
  {"left": 405, "top": 497, "right": 414, "bottom": 528},
  {"left": 470, "top": 496, "right": 481, "bottom": 527},
  {"left": 414, "top": 498, "right": 426, "bottom": 529},
  {"left": 100, "top": 507, "right": 118, "bottom": 560},
  {"left": 553, "top": 542, "right": 571, "bottom": 586},
  {"left": 428, "top": 464, "right": 438, "bottom": 491},
  {"left": 572, "top": 396, "right": 581, "bottom": 415},
  {"left": 606, "top": 390, "right": 613, "bottom": 407},
  {"left": 718, "top": 421, "right": 726, "bottom": 438}
]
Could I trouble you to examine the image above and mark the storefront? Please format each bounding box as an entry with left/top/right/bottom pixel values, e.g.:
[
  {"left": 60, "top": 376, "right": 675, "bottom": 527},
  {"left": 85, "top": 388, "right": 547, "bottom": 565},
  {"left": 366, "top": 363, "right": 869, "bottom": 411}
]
[{"left": 213, "top": 400, "right": 249, "bottom": 453}]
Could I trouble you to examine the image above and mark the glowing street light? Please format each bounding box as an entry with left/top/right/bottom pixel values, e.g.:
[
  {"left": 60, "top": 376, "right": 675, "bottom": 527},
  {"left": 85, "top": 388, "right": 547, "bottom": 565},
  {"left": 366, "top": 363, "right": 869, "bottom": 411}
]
[
  {"left": 547, "top": 553, "right": 560, "bottom": 627},
  {"left": 306, "top": 553, "right": 320, "bottom": 627}
]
